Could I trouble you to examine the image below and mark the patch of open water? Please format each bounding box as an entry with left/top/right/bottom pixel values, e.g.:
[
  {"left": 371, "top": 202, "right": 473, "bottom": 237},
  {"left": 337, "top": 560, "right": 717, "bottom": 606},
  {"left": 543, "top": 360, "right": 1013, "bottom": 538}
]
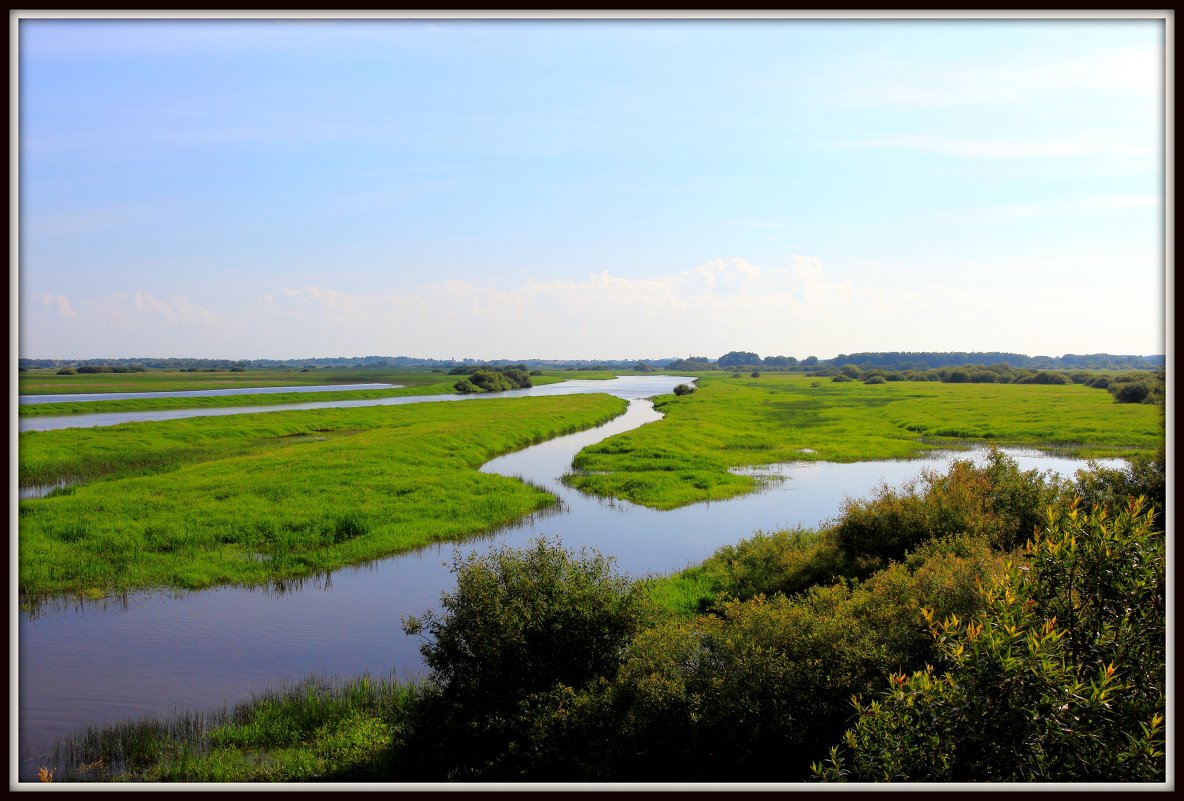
[{"left": 18, "top": 383, "right": 402, "bottom": 405}]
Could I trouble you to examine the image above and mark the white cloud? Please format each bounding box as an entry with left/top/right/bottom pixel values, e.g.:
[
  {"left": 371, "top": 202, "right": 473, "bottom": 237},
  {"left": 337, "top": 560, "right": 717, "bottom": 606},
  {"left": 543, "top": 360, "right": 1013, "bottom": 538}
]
[
  {"left": 20, "top": 253, "right": 1162, "bottom": 359},
  {"left": 845, "top": 134, "right": 1151, "bottom": 159},
  {"left": 834, "top": 44, "right": 1161, "bottom": 110},
  {"left": 36, "top": 292, "right": 78, "bottom": 319},
  {"left": 251, "top": 257, "right": 1026, "bottom": 359},
  {"left": 912, "top": 194, "right": 1161, "bottom": 229}
]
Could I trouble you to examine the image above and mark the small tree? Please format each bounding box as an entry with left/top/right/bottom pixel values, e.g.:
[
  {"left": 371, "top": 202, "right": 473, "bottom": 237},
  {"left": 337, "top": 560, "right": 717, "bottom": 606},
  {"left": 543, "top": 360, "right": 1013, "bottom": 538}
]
[
  {"left": 399, "top": 539, "right": 654, "bottom": 778},
  {"left": 673, "top": 383, "right": 696, "bottom": 396}
]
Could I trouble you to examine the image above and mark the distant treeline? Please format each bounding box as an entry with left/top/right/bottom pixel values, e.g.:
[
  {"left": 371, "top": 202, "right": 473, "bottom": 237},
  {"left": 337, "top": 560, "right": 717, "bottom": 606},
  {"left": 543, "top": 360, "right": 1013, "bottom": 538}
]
[
  {"left": 18, "top": 355, "right": 678, "bottom": 371},
  {"left": 20, "top": 351, "right": 1164, "bottom": 374},
  {"left": 668, "top": 351, "right": 1165, "bottom": 372}
]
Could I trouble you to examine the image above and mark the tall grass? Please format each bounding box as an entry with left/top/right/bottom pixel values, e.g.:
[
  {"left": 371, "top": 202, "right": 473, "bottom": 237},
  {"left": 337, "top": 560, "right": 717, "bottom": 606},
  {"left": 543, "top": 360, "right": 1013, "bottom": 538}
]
[{"left": 42, "top": 674, "right": 421, "bottom": 782}]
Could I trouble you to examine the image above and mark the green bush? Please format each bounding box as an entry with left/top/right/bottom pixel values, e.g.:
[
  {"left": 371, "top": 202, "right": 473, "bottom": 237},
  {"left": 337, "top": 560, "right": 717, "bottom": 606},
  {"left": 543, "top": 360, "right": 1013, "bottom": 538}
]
[
  {"left": 815, "top": 498, "right": 1165, "bottom": 783},
  {"left": 829, "top": 449, "right": 1057, "bottom": 566},
  {"left": 591, "top": 541, "right": 1007, "bottom": 782},
  {"left": 672, "top": 384, "right": 695, "bottom": 396},
  {"left": 55, "top": 367, "right": 77, "bottom": 375},
  {"left": 397, "top": 538, "right": 655, "bottom": 779}
]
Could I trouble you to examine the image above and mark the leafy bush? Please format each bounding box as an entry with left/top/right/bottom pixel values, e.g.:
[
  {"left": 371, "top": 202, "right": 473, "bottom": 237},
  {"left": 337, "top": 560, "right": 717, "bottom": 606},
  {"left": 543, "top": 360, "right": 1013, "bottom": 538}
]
[
  {"left": 589, "top": 542, "right": 1006, "bottom": 782},
  {"left": 863, "top": 375, "right": 886, "bottom": 385},
  {"left": 1070, "top": 446, "right": 1165, "bottom": 528},
  {"left": 816, "top": 498, "right": 1165, "bottom": 782},
  {"left": 829, "top": 449, "right": 1058, "bottom": 567},
  {"left": 672, "top": 384, "right": 695, "bottom": 396},
  {"left": 397, "top": 538, "right": 655, "bottom": 779},
  {"left": 55, "top": 367, "right": 77, "bottom": 375}
]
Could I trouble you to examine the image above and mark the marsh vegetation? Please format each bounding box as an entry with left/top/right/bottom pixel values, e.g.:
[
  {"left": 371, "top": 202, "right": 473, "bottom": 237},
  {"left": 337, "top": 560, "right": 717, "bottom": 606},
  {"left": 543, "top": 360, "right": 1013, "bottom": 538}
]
[{"left": 18, "top": 368, "right": 1166, "bottom": 783}]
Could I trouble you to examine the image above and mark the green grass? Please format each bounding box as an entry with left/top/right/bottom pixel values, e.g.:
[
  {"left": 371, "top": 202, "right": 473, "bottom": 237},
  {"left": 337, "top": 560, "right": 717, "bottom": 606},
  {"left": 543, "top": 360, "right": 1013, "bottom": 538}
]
[
  {"left": 19, "top": 394, "right": 627, "bottom": 601},
  {"left": 565, "top": 374, "right": 1164, "bottom": 510},
  {"left": 43, "top": 675, "right": 418, "bottom": 782}
]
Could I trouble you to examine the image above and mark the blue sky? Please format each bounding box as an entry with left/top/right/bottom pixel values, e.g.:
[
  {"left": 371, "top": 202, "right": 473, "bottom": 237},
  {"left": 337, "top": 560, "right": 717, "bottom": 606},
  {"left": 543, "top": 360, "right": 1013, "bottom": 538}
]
[{"left": 17, "top": 15, "right": 1167, "bottom": 360}]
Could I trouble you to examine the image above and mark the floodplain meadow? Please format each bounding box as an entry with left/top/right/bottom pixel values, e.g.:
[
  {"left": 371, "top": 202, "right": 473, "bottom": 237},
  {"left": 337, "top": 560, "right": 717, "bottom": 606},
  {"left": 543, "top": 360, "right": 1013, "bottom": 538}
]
[
  {"left": 565, "top": 372, "right": 1163, "bottom": 509},
  {"left": 18, "top": 393, "right": 627, "bottom": 601}
]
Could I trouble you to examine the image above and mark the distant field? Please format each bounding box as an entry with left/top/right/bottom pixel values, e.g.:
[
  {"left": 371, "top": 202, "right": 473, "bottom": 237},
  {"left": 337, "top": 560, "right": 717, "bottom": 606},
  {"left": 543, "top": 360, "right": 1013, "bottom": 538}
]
[
  {"left": 566, "top": 373, "right": 1164, "bottom": 510},
  {"left": 18, "top": 394, "right": 628, "bottom": 601},
  {"left": 18, "top": 368, "right": 448, "bottom": 395},
  {"left": 16, "top": 370, "right": 608, "bottom": 417}
]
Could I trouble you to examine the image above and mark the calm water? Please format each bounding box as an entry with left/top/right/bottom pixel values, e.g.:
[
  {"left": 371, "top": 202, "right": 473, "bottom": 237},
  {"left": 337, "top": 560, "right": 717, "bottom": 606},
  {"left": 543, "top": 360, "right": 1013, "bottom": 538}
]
[
  {"left": 15, "top": 377, "right": 1125, "bottom": 777},
  {"left": 18, "top": 376, "right": 693, "bottom": 432},
  {"left": 18, "top": 383, "right": 401, "bottom": 405}
]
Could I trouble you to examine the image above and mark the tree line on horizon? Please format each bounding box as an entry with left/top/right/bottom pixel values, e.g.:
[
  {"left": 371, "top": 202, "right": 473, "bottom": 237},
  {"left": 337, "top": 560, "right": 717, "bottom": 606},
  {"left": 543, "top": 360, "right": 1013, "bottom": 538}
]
[
  {"left": 668, "top": 350, "right": 1165, "bottom": 372},
  {"left": 19, "top": 351, "right": 1164, "bottom": 373}
]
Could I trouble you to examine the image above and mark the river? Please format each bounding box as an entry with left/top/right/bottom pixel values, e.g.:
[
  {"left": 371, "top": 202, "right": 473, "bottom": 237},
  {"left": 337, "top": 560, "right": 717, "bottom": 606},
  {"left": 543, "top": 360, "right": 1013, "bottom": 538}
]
[
  {"left": 18, "top": 383, "right": 402, "bottom": 405},
  {"left": 14, "top": 377, "right": 1124, "bottom": 778}
]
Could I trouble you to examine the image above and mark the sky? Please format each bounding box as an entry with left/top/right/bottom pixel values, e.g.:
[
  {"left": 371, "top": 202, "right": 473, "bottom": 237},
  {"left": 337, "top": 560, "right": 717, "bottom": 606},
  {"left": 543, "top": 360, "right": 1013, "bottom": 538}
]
[{"left": 15, "top": 14, "right": 1168, "bottom": 361}]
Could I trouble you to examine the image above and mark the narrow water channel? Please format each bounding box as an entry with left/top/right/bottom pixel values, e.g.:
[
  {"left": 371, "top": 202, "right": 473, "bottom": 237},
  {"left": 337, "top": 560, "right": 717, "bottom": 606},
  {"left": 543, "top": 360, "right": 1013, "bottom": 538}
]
[
  {"left": 15, "top": 378, "right": 1125, "bottom": 778},
  {"left": 18, "top": 383, "right": 402, "bottom": 405}
]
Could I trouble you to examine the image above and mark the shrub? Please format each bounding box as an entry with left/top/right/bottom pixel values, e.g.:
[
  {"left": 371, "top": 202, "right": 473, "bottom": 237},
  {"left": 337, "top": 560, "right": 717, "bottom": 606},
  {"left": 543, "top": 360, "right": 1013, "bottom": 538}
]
[
  {"left": 55, "top": 367, "right": 77, "bottom": 375},
  {"left": 829, "top": 449, "right": 1058, "bottom": 566},
  {"left": 1111, "top": 380, "right": 1151, "bottom": 404},
  {"left": 816, "top": 498, "right": 1165, "bottom": 783},
  {"left": 398, "top": 538, "right": 655, "bottom": 779},
  {"left": 750, "top": 370, "right": 761, "bottom": 378},
  {"left": 672, "top": 384, "right": 695, "bottom": 396},
  {"left": 1070, "top": 446, "right": 1165, "bottom": 529},
  {"left": 863, "top": 375, "right": 886, "bottom": 385}
]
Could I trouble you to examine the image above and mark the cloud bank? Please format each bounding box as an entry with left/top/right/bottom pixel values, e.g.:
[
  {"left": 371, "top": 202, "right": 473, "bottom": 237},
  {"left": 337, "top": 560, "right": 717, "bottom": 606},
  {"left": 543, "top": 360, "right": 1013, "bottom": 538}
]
[{"left": 20, "top": 255, "right": 1165, "bottom": 360}]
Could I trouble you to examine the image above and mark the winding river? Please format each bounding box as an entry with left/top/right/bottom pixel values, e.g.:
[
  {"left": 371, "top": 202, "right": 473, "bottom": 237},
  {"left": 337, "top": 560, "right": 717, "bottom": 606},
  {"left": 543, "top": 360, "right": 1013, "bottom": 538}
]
[{"left": 15, "top": 377, "right": 1124, "bottom": 777}]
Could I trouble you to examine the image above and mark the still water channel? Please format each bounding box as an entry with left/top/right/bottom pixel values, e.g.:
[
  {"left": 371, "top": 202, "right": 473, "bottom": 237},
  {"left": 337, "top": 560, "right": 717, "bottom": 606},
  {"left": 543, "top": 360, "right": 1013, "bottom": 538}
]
[
  {"left": 18, "top": 383, "right": 401, "bottom": 405},
  {"left": 16, "top": 377, "right": 1125, "bottom": 776}
]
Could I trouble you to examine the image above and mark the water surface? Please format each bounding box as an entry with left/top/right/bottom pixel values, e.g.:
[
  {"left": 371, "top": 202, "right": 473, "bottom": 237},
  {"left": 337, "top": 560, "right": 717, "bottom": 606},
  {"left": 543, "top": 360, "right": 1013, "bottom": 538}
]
[
  {"left": 18, "top": 376, "right": 693, "bottom": 432},
  {"left": 19, "top": 383, "right": 401, "bottom": 405}
]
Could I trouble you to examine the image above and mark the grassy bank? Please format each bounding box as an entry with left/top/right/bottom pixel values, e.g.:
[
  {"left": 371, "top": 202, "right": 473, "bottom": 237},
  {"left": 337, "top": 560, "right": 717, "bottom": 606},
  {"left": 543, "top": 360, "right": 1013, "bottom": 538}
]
[
  {"left": 565, "top": 373, "right": 1163, "bottom": 509},
  {"left": 18, "top": 394, "right": 627, "bottom": 601},
  {"left": 39, "top": 675, "right": 419, "bottom": 782}
]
